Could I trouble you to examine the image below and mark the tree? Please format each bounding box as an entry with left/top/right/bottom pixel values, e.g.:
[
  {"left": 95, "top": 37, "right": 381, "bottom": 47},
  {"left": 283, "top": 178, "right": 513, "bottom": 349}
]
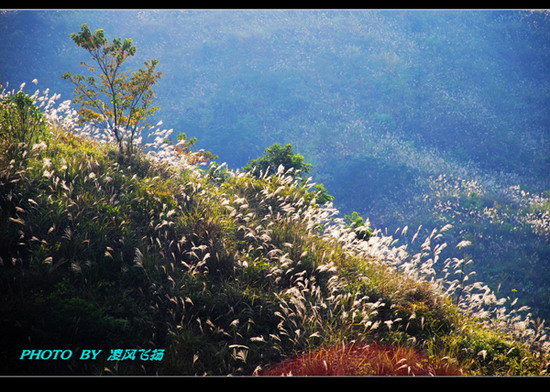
[
  {"left": 0, "top": 90, "right": 46, "bottom": 162},
  {"left": 62, "top": 24, "right": 162, "bottom": 158},
  {"left": 244, "top": 142, "right": 334, "bottom": 205},
  {"left": 0, "top": 90, "right": 45, "bottom": 144},
  {"left": 243, "top": 143, "right": 312, "bottom": 177}
]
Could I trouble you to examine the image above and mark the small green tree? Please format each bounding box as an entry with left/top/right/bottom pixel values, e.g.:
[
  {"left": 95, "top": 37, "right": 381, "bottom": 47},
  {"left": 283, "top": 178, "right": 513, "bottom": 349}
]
[
  {"left": 243, "top": 143, "right": 312, "bottom": 177},
  {"left": 0, "top": 91, "right": 45, "bottom": 142},
  {"left": 0, "top": 90, "right": 46, "bottom": 162},
  {"left": 62, "top": 24, "right": 162, "bottom": 158},
  {"left": 244, "top": 142, "right": 334, "bottom": 205}
]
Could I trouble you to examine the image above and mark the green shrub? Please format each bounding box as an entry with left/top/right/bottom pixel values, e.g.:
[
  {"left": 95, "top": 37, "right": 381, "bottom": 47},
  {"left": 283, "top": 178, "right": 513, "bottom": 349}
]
[{"left": 0, "top": 91, "right": 46, "bottom": 161}]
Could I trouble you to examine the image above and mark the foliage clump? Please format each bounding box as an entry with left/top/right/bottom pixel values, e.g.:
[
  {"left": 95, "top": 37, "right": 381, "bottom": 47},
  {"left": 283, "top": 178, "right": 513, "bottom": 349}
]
[
  {"left": 0, "top": 88, "right": 47, "bottom": 162},
  {"left": 243, "top": 142, "right": 312, "bottom": 177},
  {"left": 243, "top": 142, "right": 334, "bottom": 206}
]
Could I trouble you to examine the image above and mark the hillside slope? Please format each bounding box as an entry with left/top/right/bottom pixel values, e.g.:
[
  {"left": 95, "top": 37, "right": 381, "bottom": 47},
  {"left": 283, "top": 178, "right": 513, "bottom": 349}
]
[{"left": 0, "top": 87, "right": 548, "bottom": 376}]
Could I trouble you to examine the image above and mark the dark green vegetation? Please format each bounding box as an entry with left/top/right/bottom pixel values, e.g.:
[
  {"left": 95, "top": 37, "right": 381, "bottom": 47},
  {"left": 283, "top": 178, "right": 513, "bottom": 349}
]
[
  {"left": 244, "top": 142, "right": 335, "bottom": 206},
  {"left": 0, "top": 89, "right": 548, "bottom": 375}
]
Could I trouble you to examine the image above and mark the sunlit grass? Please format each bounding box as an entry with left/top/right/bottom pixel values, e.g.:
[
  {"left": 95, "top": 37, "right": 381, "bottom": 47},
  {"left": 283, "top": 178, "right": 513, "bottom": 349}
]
[{"left": 0, "top": 85, "right": 548, "bottom": 376}]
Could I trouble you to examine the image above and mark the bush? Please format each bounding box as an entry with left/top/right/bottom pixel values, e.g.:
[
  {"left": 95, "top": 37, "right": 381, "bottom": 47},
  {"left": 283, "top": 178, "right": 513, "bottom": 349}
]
[{"left": 0, "top": 90, "right": 46, "bottom": 161}]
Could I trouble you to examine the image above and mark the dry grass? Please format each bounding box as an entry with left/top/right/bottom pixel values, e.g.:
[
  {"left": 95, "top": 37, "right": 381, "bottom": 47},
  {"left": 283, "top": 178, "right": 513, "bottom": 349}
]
[
  {"left": 2, "top": 85, "right": 548, "bottom": 376},
  {"left": 258, "top": 342, "right": 465, "bottom": 376}
]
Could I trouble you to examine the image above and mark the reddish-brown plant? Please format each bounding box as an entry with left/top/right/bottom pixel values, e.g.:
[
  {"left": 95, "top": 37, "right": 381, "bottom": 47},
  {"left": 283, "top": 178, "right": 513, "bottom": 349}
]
[{"left": 258, "top": 342, "right": 464, "bottom": 376}]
